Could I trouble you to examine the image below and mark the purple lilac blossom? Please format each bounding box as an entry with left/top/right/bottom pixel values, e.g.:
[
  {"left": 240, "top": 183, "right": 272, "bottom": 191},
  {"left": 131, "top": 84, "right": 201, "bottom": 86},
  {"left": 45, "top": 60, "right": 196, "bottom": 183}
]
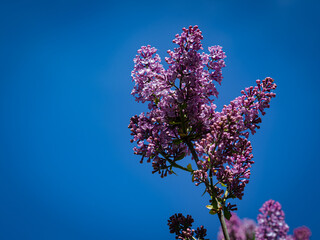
[
  {"left": 195, "top": 77, "right": 276, "bottom": 200},
  {"left": 131, "top": 45, "right": 168, "bottom": 103},
  {"left": 256, "top": 200, "right": 289, "bottom": 240},
  {"left": 291, "top": 226, "right": 311, "bottom": 240},
  {"left": 129, "top": 26, "right": 226, "bottom": 178},
  {"left": 129, "top": 26, "right": 276, "bottom": 209}
]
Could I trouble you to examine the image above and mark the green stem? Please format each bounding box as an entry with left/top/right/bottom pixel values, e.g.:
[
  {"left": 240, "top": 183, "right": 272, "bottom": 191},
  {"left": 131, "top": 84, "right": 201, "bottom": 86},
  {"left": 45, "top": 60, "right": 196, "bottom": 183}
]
[
  {"left": 218, "top": 211, "right": 230, "bottom": 240},
  {"left": 185, "top": 140, "right": 201, "bottom": 169},
  {"left": 167, "top": 158, "right": 192, "bottom": 173},
  {"left": 160, "top": 152, "right": 192, "bottom": 173}
]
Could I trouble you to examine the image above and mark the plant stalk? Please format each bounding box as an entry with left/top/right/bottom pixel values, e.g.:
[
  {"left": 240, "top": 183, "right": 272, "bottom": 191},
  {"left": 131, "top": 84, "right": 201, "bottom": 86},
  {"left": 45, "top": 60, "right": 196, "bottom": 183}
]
[{"left": 218, "top": 211, "right": 230, "bottom": 240}]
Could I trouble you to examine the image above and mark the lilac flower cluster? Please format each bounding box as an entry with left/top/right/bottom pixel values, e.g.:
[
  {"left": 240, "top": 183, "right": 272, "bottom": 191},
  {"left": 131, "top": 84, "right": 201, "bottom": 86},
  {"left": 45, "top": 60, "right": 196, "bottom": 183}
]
[
  {"left": 217, "top": 213, "right": 256, "bottom": 240},
  {"left": 256, "top": 200, "right": 289, "bottom": 240},
  {"left": 168, "top": 213, "right": 207, "bottom": 240},
  {"left": 129, "top": 26, "right": 226, "bottom": 178},
  {"left": 287, "top": 226, "right": 312, "bottom": 240},
  {"left": 256, "top": 200, "right": 312, "bottom": 240},
  {"left": 129, "top": 26, "right": 276, "bottom": 211},
  {"left": 131, "top": 45, "right": 168, "bottom": 103},
  {"left": 195, "top": 77, "right": 276, "bottom": 200}
]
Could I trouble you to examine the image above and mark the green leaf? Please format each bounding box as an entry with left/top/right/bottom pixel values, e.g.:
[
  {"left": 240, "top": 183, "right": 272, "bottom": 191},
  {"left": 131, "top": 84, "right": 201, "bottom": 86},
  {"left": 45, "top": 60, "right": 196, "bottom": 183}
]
[
  {"left": 206, "top": 205, "right": 213, "bottom": 210},
  {"left": 181, "top": 103, "right": 187, "bottom": 109},
  {"left": 209, "top": 209, "right": 217, "bottom": 215},
  {"left": 201, "top": 189, "right": 207, "bottom": 197},
  {"left": 170, "top": 168, "right": 178, "bottom": 176},
  {"left": 211, "top": 198, "right": 218, "bottom": 209},
  {"left": 171, "top": 171, "right": 178, "bottom": 176},
  {"left": 169, "top": 121, "right": 181, "bottom": 125},
  {"left": 175, "top": 152, "right": 186, "bottom": 161},
  {"left": 220, "top": 182, "right": 227, "bottom": 187},
  {"left": 172, "top": 139, "right": 183, "bottom": 144},
  {"left": 187, "top": 163, "right": 193, "bottom": 171},
  {"left": 223, "top": 206, "right": 231, "bottom": 220},
  {"left": 224, "top": 190, "right": 229, "bottom": 198}
]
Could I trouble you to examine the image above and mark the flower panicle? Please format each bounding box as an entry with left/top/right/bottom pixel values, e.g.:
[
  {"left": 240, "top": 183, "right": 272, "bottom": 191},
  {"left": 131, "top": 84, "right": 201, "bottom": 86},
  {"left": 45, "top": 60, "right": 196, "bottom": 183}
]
[{"left": 129, "top": 26, "right": 276, "bottom": 211}]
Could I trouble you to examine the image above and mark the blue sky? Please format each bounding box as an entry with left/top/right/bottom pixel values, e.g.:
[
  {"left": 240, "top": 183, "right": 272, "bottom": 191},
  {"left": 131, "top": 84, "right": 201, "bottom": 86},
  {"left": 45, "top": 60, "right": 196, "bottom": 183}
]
[{"left": 0, "top": 0, "right": 319, "bottom": 239}]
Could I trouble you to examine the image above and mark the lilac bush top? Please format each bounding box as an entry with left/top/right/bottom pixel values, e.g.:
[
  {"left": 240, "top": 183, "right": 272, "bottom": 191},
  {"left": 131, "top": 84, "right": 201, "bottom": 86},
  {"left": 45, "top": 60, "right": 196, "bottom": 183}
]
[{"left": 129, "top": 26, "right": 277, "bottom": 211}]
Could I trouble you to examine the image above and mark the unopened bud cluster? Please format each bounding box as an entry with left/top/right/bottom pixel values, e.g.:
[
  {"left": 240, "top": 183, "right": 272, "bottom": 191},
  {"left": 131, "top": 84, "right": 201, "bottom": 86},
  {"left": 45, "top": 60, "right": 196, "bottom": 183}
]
[{"left": 168, "top": 213, "right": 208, "bottom": 240}]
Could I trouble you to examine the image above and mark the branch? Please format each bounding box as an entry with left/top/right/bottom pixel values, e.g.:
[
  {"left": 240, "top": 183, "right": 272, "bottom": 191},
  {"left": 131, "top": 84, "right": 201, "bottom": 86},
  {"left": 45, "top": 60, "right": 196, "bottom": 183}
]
[{"left": 159, "top": 152, "right": 193, "bottom": 173}]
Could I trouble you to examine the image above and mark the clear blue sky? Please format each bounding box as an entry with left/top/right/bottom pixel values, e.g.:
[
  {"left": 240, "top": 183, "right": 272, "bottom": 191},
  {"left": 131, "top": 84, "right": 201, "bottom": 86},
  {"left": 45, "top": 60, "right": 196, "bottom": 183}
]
[{"left": 0, "top": 0, "right": 319, "bottom": 239}]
